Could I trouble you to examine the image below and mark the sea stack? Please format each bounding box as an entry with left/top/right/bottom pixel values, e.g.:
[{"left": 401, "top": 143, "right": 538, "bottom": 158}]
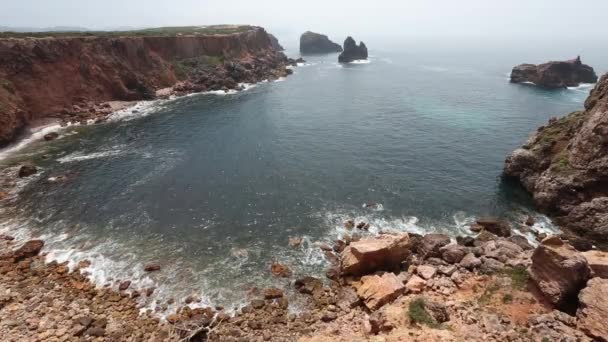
[
  {"left": 510, "top": 56, "right": 597, "bottom": 88},
  {"left": 338, "top": 37, "right": 368, "bottom": 63},
  {"left": 504, "top": 72, "right": 608, "bottom": 242},
  {"left": 299, "top": 31, "right": 343, "bottom": 54}
]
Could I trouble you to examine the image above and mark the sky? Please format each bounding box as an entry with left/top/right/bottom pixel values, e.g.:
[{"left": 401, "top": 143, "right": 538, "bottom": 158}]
[{"left": 2, "top": 0, "right": 607, "bottom": 42}]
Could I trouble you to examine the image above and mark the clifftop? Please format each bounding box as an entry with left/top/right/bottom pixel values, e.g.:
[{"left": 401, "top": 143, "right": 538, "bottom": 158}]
[
  {"left": 504, "top": 73, "right": 608, "bottom": 242},
  {"left": 0, "top": 26, "right": 293, "bottom": 146}
]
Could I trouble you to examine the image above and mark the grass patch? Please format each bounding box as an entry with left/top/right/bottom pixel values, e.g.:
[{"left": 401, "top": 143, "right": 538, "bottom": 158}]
[
  {"left": 172, "top": 55, "right": 224, "bottom": 80},
  {"left": 408, "top": 298, "right": 440, "bottom": 329},
  {"left": 504, "top": 266, "right": 529, "bottom": 290},
  {"left": 478, "top": 283, "right": 500, "bottom": 306},
  {"left": 502, "top": 293, "right": 513, "bottom": 304},
  {"left": 536, "top": 111, "right": 588, "bottom": 148},
  {"left": 0, "top": 25, "right": 254, "bottom": 39}
]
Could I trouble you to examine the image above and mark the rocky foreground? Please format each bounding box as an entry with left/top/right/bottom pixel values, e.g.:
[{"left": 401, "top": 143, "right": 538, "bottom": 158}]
[
  {"left": 1, "top": 215, "right": 607, "bottom": 341},
  {"left": 510, "top": 56, "right": 597, "bottom": 89},
  {"left": 505, "top": 72, "right": 608, "bottom": 243},
  {"left": 0, "top": 26, "right": 296, "bottom": 146}
]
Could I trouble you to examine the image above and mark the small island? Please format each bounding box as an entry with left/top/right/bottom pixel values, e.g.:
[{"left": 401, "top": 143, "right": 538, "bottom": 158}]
[
  {"left": 299, "top": 31, "right": 343, "bottom": 54},
  {"left": 510, "top": 56, "right": 597, "bottom": 88},
  {"left": 338, "top": 36, "right": 368, "bottom": 63}
]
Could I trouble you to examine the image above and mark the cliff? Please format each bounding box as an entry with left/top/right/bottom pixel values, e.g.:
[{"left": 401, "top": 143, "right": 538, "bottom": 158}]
[
  {"left": 510, "top": 56, "right": 598, "bottom": 89},
  {"left": 0, "top": 26, "right": 293, "bottom": 145},
  {"left": 338, "top": 36, "right": 368, "bottom": 63},
  {"left": 504, "top": 73, "right": 608, "bottom": 242}
]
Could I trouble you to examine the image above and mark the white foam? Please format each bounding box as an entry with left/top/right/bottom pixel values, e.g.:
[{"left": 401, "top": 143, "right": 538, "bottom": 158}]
[
  {"left": 0, "top": 122, "right": 71, "bottom": 161},
  {"left": 567, "top": 83, "right": 595, "bottom": 91},
  {"left": 57, "top": 148, "right": 125, "bottom": 163},
  {"left": 349, "top": 59, "right": 371, "bottom": 64}
]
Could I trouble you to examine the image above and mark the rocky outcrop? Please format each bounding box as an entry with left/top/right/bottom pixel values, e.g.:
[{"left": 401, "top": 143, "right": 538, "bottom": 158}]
[
  {"left": 338, "top": 36, "right": 368, "bottom": 63},
  {"left": 529, "top": 237, "right": 590, "bottom": 306},
  {"left": 340, "top": 233, "right": 411, "bottom": 276},
  {"left": 268, "top": 34, "right": 284, "bottom": 51},
  {"left": 504, "top": 73, "right": 608, "bottom": 242},
  {"left": 577, "top": 278, "right": 608, "bottom": 341},
  {"left": 299, "top": 31, "right": 342, "bottom": 54},
  {"left": 510, "top": 56, "right": 598, "bottom": 88},
  {"left": 0, "top": 26, "right": 294, "bottom": 146},
  {"left": 582, "top": 250, "right": 608, "bottom": 279},
  {"left": 355, "top": 273, "right": 404, "bottom": 311}
]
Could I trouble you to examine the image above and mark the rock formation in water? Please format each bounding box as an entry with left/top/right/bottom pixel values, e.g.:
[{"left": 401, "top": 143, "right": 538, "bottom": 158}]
[
  {"left": 299, "top": 31, "right": 342, "bottom": 54},
  {"left": 504, "top": 73, "right": 608, "bottom": 242},
  {"left": 510, "top": 56, "right": 598, "bottom": 88},
  {"left": 0, "top": 26, "right": 296, "bottom": 146},
  {"left": 338, "top": 36, "right": 368, "bottom": 63}
]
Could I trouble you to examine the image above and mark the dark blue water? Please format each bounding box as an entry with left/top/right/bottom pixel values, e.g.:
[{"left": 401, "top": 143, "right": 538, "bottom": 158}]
[{"left": 1, "top": 39, "right": 604, "bottom": 310}]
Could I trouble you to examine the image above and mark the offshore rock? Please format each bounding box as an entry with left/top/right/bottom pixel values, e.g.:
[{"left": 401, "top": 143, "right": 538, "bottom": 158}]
[
  {"left": 299, "top": 31, "right": 342, "bottom": 54},
  {"left": 510, "top": 56, "right": 597, "bottom": 88},
  {"left": 338, "top": 36, "right": 368, "bottom": 63}
]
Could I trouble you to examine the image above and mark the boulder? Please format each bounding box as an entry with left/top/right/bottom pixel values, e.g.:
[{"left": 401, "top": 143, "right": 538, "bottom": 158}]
[
  {"left": 418, "top": 234, "right": 451, "bottom": 259},
  {"left": 338, "top": 37, "right": 368, "bottom": 63},
  {"left": 10, "top": 240, "right": 44, "bottom": 261},
  {"left": 416, "top": 265, "right": 437, "bottom": 280},
  {"left": 355, "top": 273, "right": 405, "bottom": 311},
  {"left": 144, "top": 263, "right": 161, "bottom": 272},
  {"left": 507, "top": 235, "right": 533, "bottom": 250},
  {"left": 43, "top": 132, "right": 59, "bottom": 141},
  {"left": 270, "top": 263, "right": 292, "bottom": 278},
  {"left": 529, "top": 238, "right": 590, "bottom": 306},
  {"left": 459, "top": 253, "right": 481, "bottom": 270},
  {"left": 18, "top": 165, "right": 38, "bottom": 178},
  {"left": 475, "top": 217, "right": 511, "bottom": 237},
  {"left": 577, "top": 278, "right": 608, "bottom": 341},
  {"left": 405, "top": 275, "right": 426, "bottom": 293},
  {"left": 439, "top": 244, "right": 468, "bottom": 264},
  {"left": 299, "top": 31, "right": 342, "bottom": 54},
  {"left": 340, "top": 233, "right": 411, "bottom": 276},
  {"left": 582, "top": 250, "right": 608, "bottom": 279},
  {"left": 510, "top": 56, "right": 598, "bottom": 89},
  {"left": 456, "top": 236, "right": 475, "bottom": 247},
  {"left": 294, "top": 277, "right": 323, "bottom": 295},
  {"left": 263, "top": 287, "right": 284, "bottom": 299}
]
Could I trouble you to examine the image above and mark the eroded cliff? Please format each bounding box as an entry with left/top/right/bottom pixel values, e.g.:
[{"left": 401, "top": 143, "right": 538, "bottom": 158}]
[
  {"left": 504, "top": 73, "right": 608, "bottom": 242},
  {"left": 0, "top": 26, "right": 293, "bottom": 145}
]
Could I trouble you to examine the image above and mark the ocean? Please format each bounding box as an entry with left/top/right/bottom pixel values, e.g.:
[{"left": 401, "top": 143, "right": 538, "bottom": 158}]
[{"left": 1, "top": 36, "right": 605, "bottom": 313}]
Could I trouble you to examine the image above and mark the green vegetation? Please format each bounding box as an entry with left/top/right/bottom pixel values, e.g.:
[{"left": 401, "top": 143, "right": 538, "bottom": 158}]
[
  {"left": 504, "top": 266, "right": 529, "bottom": 290},
  {"left": 553, "top": 150, "right": 572, "bottom": 173},
  {"left": 408, "top": 298, "right": 441, "bottom": 329},
  {"left": 478, "top": 282, "right": 500, "bottom": 305},
  {"left": 0, "top": 25, "right": 254, "bottom": 39},
  {"left": 502, "top": 293, "right": 513, "bottom": 304},
  {"left": 536, "top": 110, "right": 587, "bottom": 147},
  {"left": 172, "top": 55, "right": 224, "bottom": 80}
]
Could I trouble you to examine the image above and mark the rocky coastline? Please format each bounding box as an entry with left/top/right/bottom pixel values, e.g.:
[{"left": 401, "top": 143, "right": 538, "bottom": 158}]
[
  {"left": 0, "top": 26, "right": 297, "bottom": 147},
  {"left": 2, "top": 211, "right": 607, "bottom": 341},
  {"left": 504, "top": 72, "right": 608, "bottom": 244}
]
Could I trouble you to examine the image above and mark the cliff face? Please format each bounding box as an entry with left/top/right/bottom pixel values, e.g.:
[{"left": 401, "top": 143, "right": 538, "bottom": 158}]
[
  {"left": 510, "top": 57, "right": 598, "bottom": 89},
  {"left": 0, "top": 27, "right": 290, "bottom": 145},
  {"left": 299, "top": 31, "right": 342, "bottom": 54},
  {"left": 504, "top": 73, "right": 608, "bottom": 242}
]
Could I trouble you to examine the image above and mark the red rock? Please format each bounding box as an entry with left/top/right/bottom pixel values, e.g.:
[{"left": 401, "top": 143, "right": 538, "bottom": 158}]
[
  {"left": 577, "top": 278, "right": 608, "bottom": 341},
  {"left": 405, "top": 275, "right": 426, "bottom": 294},
  {"left": 263, "top": 287, "right": 283, "bottom": 299},
  {"left": 11, "top": 240, "right": 44, "bottom": 261},
  {"left": 118, "top": 280, "right": 131, "bottom": 291},
  {"left": 18, "top": 165, "right": 38, "bottom": 178},
  {"left": 530, "top": 238, "right": 590, "bottom": 306},
  {"left": 582, "top": 250, "right": 608, "bottom": 279},
  {"left": 144, "top": 263, "right": 161, "bottom": 272},
  {"left": 270, "top": 263, "right": 292, "bottom": 278},
  {"left": 475, "top": 217, "right": 511, "bottom": 237},
  {"left": 355, "top": 273, "right": 404, "bottom": 311},
  {"left": 340, "top": 233, "right": 411, "bottom": 276}
]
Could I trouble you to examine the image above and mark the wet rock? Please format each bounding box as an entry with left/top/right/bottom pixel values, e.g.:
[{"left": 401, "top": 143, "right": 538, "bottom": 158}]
[
  {"left": 530, "top": 237, "right": 590, "bottom": 306},
  {"left": 270, "top": 263, "right": 292, "bottom": 278},
  {"left": 43, "top": 132, "right": 59, "bottom": 141},
  {"left": 288, "top": 236, "right": 303, "bottom": 247},
  {"left": 459, "top": 253, "right": 481, "bottom": 270},
  {"left": 144, "top": 263, "right": 161, "bottom": 272},
  {"left": 470, "top": 224, "right": 483, "bottom": 233},
  {"left": 476, "top": 217, "right": 511, "bottom": 237},
  {"left": 18, "top": 165, "right": 38, "bottom": 178},
  {"left": 263, "top": 287, "right": 283, "bottom": 299},
  {"left": 11, "top": 240, "right": 44, "bottom": 261},
  {"left": 118, "top": 280, "right": 131, "bottom": 291},
  {"left": 355, "top": 273, "right": 404, "bottom": 311},
  {"left": 417, "top": 234, "right": 451, "bottom": 259},
  {"left": 294, "top": 277, "right": 323, "bottom": 295},
  {"left": 440, "top": 244, "right": 468, "bottom": 264},
  {"left": 525, "top": 216, "right": 535, "bottom": 226},
  {"left": 340, "top": 233, "right": 411, "bottom": 276},
  {"left": 456, "top": 236, "right": 475, "bottom": 247},
  {"left": 474, "top": 230, "right": 498, "bottom": 246},
  {"left": 582, "top": 250, "right": 608, "bottom": 279},
  {"left": 344, "top": 219, "right": 355, "bottom": 229}
]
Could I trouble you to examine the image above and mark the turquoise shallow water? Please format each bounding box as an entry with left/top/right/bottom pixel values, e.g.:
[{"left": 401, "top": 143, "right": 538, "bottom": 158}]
[{"left": 0, "top": 38, "right": 605, "bottom": 311}]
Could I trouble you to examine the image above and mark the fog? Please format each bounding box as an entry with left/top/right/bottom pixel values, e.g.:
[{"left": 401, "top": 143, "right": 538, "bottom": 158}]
[{"left": 2, "top": 0, "right": 606, "bottom": 41}]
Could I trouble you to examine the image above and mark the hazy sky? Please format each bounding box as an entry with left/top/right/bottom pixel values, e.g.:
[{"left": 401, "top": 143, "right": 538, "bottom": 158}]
[{"left": 2, "top": 0, "right": 607, "bottom": 40}]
